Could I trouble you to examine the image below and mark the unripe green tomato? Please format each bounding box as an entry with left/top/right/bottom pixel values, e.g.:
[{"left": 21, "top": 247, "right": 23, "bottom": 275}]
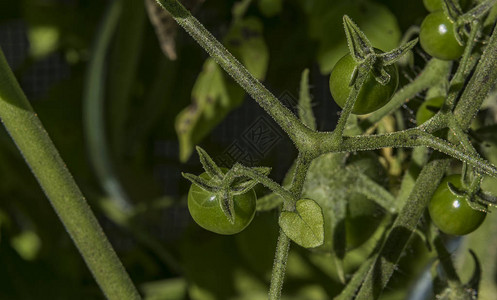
[
  {"left": 187, "top": 172, "right": 257, "bottom": 235},
  {"left": 329, "top": 51, "right": 399, "bottom": 115},
  {"left": 419, "top": 11, "right": 465, "bottom": 60},
  {"left": 428, "top": 175, "right": 486, "bottom": 236},
  {"left": 416, "top": 96, "right": 445, "bottom": 125}
]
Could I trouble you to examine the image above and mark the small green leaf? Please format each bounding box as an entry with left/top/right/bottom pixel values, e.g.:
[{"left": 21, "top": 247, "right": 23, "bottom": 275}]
[
  {"left": 251, "top": 166, "right": 272, "bottom": 176},
  {"left": 379, "top": 38, "right": 418, "bottom": 66},
  {"left": 182, "top": 172, "right": 220, "bottom": 193},
  {"left": 441, "top": 0, "right": 463, "bottom": 23},
  {"left": 196, "top": 146, "right": 224, "bottom": 180},
  {"left": 310, "top": 1, "right": 401, "bottom": 73},
  {"left": 343, "top": 15, "right": 374, "bottom": 62},
  {"left": 279, "top": 199, "right": 324, "bottom": 248},
  {"left": 460, "top": 0, "right": 497, "bottom": 23},
  {"left": 231, "top": 178, "right": 260, "bottom": 195},
  {"left": 298, "top": 69, "right": 316, "bottom": 130},
  {"left": 219, "top": 189, "right": 236, "bottom": 224}
]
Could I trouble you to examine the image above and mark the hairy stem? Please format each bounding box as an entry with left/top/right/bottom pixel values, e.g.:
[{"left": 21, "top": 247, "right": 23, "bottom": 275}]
[
  {"left": 231, "top": 164, "right": 295, "bottom": 204},
  {"left": 316, "top": 129, "right": 497, "bottom": 177},
  {"left": 269, "top": 155, "right": 311, "bottom": 299},
  {"left": 268, "top": 229, "right": 291, "bottom": 300},
  {"left": 0, "top": 48, "right": 140, "bottom": 299}
]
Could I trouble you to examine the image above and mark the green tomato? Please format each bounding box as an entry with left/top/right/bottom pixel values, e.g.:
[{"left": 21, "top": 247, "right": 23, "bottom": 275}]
[
  {"left": 188, "top": 172, "right": 257, "bottom": 235},
  {"left": 329, "top": 51, "right": 399, "bottom": 115},
  {"left": 419, "top": 11, "right": 465, "bottom": 60},
  {"left": 416, "top": 96, "right": 445, "bottom": 125},
  {"left": 428, "top": 175, "right": 486, "bottom": 236}
]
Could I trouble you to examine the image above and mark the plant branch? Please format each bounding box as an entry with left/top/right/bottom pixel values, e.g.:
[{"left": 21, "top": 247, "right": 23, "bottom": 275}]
[
  {"left": 269, "top": 154, "right": 312, "bottom": 299},
  {"left": 230, "top": 164, "right": 295, "bottom": 204},
  {"left": 316, "top": 129, "right": 497, "bottom": 177},
  {"left": 0, "top": 48, "right": 140, "bottom": 299}
]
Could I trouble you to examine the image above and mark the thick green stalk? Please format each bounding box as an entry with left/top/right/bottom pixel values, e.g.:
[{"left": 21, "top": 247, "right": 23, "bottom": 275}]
[
  {"left": 0, "top": 49, "right": 140, "bottom": 299},
  {"left": 155, "top": 0, "right": 314, "bottom": 151}
]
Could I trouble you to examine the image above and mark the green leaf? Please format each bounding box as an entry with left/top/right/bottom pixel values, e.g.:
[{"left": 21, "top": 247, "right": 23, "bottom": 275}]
[
  {"left": 219, "top": 189, "right": 236, "bottom": 224},
  {"left": 343, "top": 15, "right": 374, "bottom": 61},
  {"left": 196, "top": 146, "right": 224, "bottom": 180},
  {"left": 175, "top": 16, "right": 269, "bottom": 162},
  {"left": 379, "top": 38, "right": 418, "bottom": 66},
  {"left": 231, "top": 178, "right": 260, "bottom": 195},
  {"left": 298, "top": 69, "right": 316, "bottom": 130},
  {"left": 279, "top": 199, "right": 324, "bottom": 248},
  {"left": 175, "top": 58, "right": 244, "bottom": 162},
  {"left": 181, "top": 172, "right": 220, "bottom": 193},
  {"left": 225, "top": 17, "right": 269, "bottom": 80},
  {"left": 258, "top": 0, "right": 283, "bottom": 17},
  {"left": 308, "top": 1, "right": 401, "bottom": 73}
]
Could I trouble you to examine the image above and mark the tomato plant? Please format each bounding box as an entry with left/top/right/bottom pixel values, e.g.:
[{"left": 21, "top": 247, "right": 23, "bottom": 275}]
[
  {"left": 3, "top": 0, "right": 497, "bottom": 300},
  {"left": 419, "top": 11, "right": 465, "bottom": 60},
  {"left": 187, "top": 172, "right": 257, "bottom": 235},
  {"left": 329, "top": 51, "right": 399, "bottom": 115},
  {"left": 428, "top": 175, "right": 486, "bottom": 236}
]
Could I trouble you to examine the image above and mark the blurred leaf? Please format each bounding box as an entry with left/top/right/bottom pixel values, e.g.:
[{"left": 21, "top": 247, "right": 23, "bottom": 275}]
[
  {"left": 306, "top": 0, "right": 401, "bottom": 73},
  {"left": 141, "top": 278, "right": 187, "bottom": 300},
  {"left": 176, "top": 58, "right": 244, "bottom": 162},
  {"left": 298, "top": 68, "right": 316, "bottom": 130},
  {"left": 10, "top": 230, "right": 41, "bottom": 261},
  {"left": 302, "top": 152, "right": 387, "bottom": 254},
  {"left": 180, "top": 228, "right": 241, "bottom": 299},
  {"left": 225, "top": 17, "right": 269, "bottom": 80},
  {"left": 176, "top": 14, "right": 269, "bottom": 162},
  {"left": 258, "top": 0, "right": 283, "bottom": 17},
  {"left": 28, "top": 25, "right": 60, "bottom": 58},
  {"left": 235, "top": 211, "right": 279, "bottom": 279}
]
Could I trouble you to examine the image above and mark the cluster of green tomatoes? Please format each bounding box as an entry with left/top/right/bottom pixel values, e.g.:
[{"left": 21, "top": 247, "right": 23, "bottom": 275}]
[{"left": 186, "top": 0, "right": 491, "bottom": 244}]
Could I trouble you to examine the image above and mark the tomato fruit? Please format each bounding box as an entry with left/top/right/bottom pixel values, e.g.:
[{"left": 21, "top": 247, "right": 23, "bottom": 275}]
[
  {"left": 329, "top": 51, "right": 399, "bottom": 115},
  {"left": 188, "top": 172, "right": 257, "bottom": 235},
  {"left": 428, "top": 175, "right": 486, "bottom": 235},
  {"left": 419, "top": 11, "right": 464, "bottom": 60},
  {"left": 416, "top": 96, "right": 445, "bottom": 125}
]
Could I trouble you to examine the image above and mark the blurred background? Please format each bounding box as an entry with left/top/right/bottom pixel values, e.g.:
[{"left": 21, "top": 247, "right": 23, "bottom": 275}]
[{"left": 0, "top": 0, "right": 471, "bottom": 299}]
